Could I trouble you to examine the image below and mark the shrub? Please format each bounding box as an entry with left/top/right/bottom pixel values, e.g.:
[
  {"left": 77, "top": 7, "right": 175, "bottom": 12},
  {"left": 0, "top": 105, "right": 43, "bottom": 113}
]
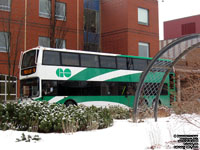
[
  {"left": 16, "top": 133, "right": 41, "bottom": 142},
  {"left": 172, "top": 100, "right": 200, "bottom": 115},
  {"left": 108, "top": 106, "right": 131, "bottom": 119},
  {"left": 0, "top": 101, "right": 113, "bottom": 133}
]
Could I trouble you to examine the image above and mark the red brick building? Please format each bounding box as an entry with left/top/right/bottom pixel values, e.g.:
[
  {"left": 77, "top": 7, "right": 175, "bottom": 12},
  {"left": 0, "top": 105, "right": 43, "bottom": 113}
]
[
  {"left": 164, "top": 15, "right": 200, "bottom": 40},
  {"left": 0, "top": 0, "right": 159, "bottom": 101},
  {"left": 160, "top": 15, "right": 200, "bottom": 58},
  {"left": 101, "top": 0, "right": 159, "bottom": 57},
  {"left": 0, "top": 0, "right": 84, "bottom": 101}
]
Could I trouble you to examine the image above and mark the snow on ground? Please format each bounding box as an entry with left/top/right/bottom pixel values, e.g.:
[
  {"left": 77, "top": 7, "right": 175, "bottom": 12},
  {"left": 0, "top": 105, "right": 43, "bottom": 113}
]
[{"left": 0, "top": 114, "right": 199, "bottom": 150}]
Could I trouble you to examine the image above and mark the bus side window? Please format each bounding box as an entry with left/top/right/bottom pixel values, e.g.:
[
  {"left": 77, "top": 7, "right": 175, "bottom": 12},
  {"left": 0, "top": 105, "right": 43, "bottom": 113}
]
[
  {"left": 42, "top": 81, "right": 57, "bottom": 96},
  {"left": 133, "top": 59, "right": 148, "bottom": 71},
  {"left": 101, "top": 82, "right": 118, "bottom": 95},
  {"left": 100, "top": 56, "right": 117, "bottom": 69},
  {"left": 80, "top": 54, "right": 99, "bottom": 68},
  {"left": 118, "top": 83, "right": 127, "bottom": 96},
  {"left": 126, "top": 83, "right": 136, "bottom": 95},
  {"left": 61, "top": 52, "right": 80, "bottom": 66},
  {"left": 109, "top": 82, "right": 118, "bottom": 95},
  {"left": 43, "top": 51, "right": 60, "bottom": 66},
  {"left": 117, "top": 57, "right": 127, "bottom": 70},
  {"left": 101, "top": 83, "right": 110, "bottom": 95}
]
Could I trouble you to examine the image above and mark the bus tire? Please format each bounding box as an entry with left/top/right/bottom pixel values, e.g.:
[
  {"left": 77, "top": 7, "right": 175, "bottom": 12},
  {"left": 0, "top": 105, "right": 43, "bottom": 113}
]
[{"left": 64, "top": 100, "right": 77, "bottom": 107}]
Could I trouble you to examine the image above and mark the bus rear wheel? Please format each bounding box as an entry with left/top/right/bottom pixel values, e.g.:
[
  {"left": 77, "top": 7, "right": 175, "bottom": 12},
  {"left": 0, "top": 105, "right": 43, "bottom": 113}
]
[{"left": 64, "top": 100, "right": 77, "bottom": 107}]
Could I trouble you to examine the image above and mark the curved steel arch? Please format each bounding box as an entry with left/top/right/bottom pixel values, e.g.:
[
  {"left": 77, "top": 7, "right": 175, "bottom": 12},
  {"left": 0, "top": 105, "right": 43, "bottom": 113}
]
[{"left": 133, "top": 34, "right": 200, "bottom": 122}]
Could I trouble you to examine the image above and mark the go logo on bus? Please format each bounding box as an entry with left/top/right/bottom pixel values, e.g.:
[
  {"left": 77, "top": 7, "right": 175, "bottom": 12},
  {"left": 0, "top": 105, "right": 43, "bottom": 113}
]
[{"left": 56, "top": 68, "right": 72, "bottom": 78}]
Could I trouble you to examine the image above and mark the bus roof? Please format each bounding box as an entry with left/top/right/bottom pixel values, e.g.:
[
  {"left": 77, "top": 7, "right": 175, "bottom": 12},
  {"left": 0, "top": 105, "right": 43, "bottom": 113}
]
[{"left": 26, "top": 46, "right": 171, "bottom": 61}]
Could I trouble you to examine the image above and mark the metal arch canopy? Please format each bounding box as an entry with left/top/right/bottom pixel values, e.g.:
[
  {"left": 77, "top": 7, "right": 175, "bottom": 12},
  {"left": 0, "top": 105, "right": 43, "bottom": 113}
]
[{"left": 133, "top": 34, "right": 200, "bottom": 122}]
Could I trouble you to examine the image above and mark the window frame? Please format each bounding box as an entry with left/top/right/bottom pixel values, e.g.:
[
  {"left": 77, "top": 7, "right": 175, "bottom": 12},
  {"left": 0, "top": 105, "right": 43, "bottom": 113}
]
[
  {"left": 138, "top": 42, "right": 150, "bottom": 57},
  {"left": 138, "top": 7, "right": 149, "bottom": 26},
  {"left": 133, "top": 58, "right": 148, "bottom": 71},
  {"left": 61, "top": 52, "right": 80, "bottom": 67},
  {"left": 38, "top": 36, "right": 50, "bottom": 47},
  {"left": 56, "top": 39, "right": 66, "bottom": 48},
  {"left": 55, "top": 1, "right": 66, "bottom": 21},
  {"left": 80, "top": 54, "right": 100, "bottom": 68},
  {"left": 99, "top": 56, "right": 117, "bottom": 69},
  {"left": 0, "top": 0, "right": 11, "bottom": 11},
  {"left": 39, "top": 0, "right": 51, "bottom": 18},
  {"left": 84, "top": 8, "right": 98, "bottom": 33},
  {"left": 116, "top": 57, "right": 127, "bottom": 70},
  {"left": 42, "top": 50, "right": 61, "bottom": 66},
  {"left": 21, "top": 50, "right": 38, "bottom": 69},
  {"left": 0, "top": 32, "right": 10, "bottom": 53},
  {"left": 0, "top": 74, "right": 17, "bottom": 102}
]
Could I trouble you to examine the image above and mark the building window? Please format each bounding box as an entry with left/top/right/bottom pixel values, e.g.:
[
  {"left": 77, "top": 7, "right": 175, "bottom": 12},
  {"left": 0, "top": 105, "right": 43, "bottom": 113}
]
[
  {"left": 56, "top": 39, "right": 66, "bottom": 48},
  {"left": 84, "top": 43, "right": 99, "bottom": 52},
  {"left": 139, "top": 42, "right": 149, "bottom": 57},
  {"left": 0, "top": 32, "right": 9, "bottom": 52},
  {"left": 0, "top": 74, "right": 17, "bottom": 103},
  {"left": 55, "top": 2, "right": 66, "bottom": 20},
  {"left": 39, "top": 0, "right": 51, "bottom": 18},
  {"left": 84, "top": 9, "right": 97, "bottom": 33},
  {"left": 182, "top": 22, "right": 196, "bottom": 35},
  {"left": 39, "top": 37, "right": 50, "bottom": 47},
  {"left": 0, "top": 0, "right": 11, "bottom": 11},
  {"left": 138, "top": 8, "right": 149, "bottom": 25}
]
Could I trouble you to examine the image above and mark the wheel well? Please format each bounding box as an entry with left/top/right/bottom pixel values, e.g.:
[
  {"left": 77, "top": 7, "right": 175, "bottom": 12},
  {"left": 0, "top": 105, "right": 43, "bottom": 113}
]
[{"left": 64, "top": 99, "right": 77, "bottom": 107}]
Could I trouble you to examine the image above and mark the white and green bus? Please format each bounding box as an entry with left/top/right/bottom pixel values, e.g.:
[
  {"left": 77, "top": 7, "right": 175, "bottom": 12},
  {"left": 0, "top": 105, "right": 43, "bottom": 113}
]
[{"left": 19, "top": 47, "right": 175, "bottom": 107}]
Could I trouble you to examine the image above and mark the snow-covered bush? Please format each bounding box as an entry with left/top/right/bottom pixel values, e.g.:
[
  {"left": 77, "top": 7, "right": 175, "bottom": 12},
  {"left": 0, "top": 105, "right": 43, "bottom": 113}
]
[
  {"left": 0, "top": 101, "right": 113, "bottom": 133},
  {"left": 108, "top": 106, "right": 131, "bottom": 119}
]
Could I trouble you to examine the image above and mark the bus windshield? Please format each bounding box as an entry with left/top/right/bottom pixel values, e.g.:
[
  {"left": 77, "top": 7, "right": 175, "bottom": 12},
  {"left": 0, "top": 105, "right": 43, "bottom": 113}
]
[
  {"left": 20, "top": 78, "right": 39, "bottom": 98},
  {"left": 21, "top": 50, "right": 38, "bottom": 69}
]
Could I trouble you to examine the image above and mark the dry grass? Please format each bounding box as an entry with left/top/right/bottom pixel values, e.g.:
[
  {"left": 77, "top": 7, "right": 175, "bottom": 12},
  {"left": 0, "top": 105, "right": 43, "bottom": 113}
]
[
  {"left": 157, "top": 106, "right": 171, "bottom": 118},
  {"left": 172, "top": 100, "right": 200, "bottom": 115},
  {"left": 136, "top": 106, "right": 171, "bottom": 122}
]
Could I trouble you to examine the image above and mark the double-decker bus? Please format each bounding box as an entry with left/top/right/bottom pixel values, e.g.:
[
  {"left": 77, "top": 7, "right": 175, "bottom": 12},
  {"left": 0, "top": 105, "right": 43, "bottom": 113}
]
[{"left": 19, "top": 47, "right": 175, "bottom": 107}]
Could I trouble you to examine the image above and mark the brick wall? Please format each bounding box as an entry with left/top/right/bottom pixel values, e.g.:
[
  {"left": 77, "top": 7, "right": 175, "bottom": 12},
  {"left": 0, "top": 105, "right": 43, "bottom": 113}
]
[{"left": 101, "top": 0, "right": 159, "bottom": 57}]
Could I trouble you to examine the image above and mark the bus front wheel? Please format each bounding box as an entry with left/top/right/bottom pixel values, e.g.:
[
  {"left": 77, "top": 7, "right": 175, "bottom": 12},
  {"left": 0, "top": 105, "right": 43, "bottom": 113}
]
[{"left": 64, "top": 100, "right": 77, "bottom": 107}]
